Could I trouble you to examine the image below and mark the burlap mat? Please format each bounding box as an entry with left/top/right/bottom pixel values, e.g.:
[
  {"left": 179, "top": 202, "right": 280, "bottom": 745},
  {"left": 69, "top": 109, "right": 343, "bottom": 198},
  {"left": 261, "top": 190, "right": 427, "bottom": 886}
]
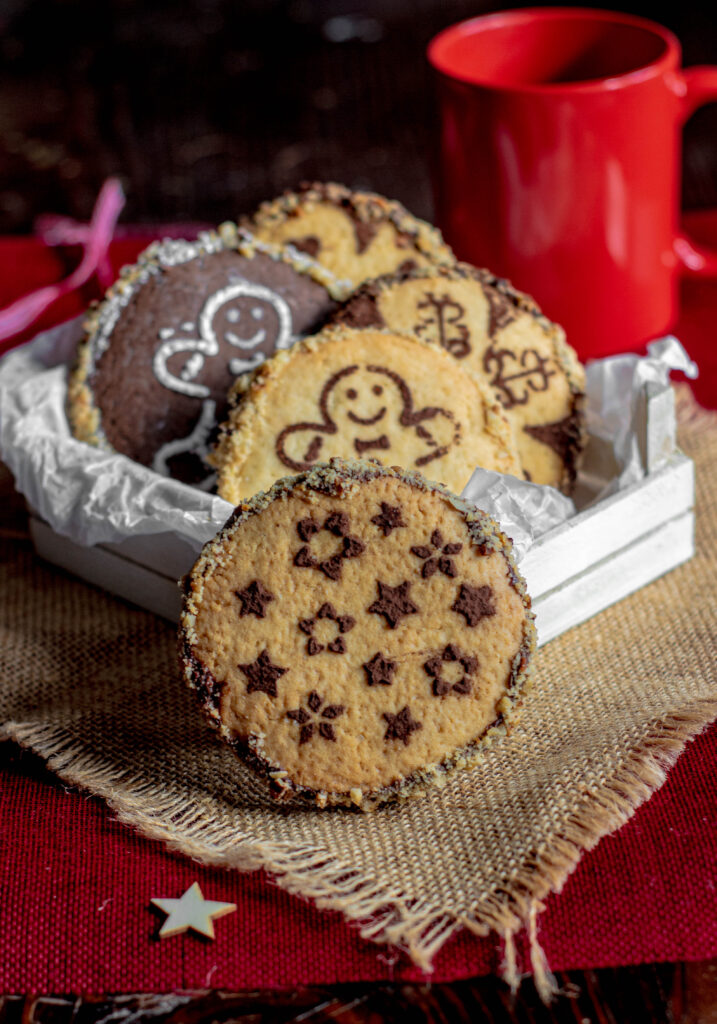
[{"left": 1, "top": 386, "right": 715, "bottom": 996}]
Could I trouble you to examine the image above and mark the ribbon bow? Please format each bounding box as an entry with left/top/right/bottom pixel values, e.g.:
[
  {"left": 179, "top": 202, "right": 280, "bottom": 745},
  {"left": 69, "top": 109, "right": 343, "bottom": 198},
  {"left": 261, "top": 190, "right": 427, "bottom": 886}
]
[{"left": 0, "top": 178, "right": 125, "bottom": 353}]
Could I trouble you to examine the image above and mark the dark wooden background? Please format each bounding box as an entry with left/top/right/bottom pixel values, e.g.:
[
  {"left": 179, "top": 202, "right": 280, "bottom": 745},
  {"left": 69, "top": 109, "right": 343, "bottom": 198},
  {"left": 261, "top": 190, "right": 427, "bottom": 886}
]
[
  {"left": 1, "top": 1, "right": 716, "bottom": 1020},
  {"left": 0, "top": 0, "right": 716, "bottom": 233},
  {"left": 0, "top": 960, "right": 717, "bottom": 1024}
]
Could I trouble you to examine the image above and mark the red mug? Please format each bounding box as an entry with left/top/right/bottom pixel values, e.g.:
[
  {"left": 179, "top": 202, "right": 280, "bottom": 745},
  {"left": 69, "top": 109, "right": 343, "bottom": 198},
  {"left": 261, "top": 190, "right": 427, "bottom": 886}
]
[{"left": 428, "top": 7, "right": 717, "bottom": 360}]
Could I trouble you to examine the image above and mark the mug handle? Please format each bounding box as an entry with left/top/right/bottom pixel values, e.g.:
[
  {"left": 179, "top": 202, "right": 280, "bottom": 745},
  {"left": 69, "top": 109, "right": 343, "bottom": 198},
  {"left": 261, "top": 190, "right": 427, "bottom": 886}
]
[{"left": 673, "top": 66, "right": 717, "bottom": 277}]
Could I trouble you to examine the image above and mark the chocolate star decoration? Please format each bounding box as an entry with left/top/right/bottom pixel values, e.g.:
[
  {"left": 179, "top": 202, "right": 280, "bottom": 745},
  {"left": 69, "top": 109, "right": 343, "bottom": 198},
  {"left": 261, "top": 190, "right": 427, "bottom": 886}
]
[
  {"left": 370, "top": 503, "right": 406, "bottom": 537},
  {"left": 451, "top": 584, "right": 496, "bottom": 627},
  {"left": 424, "top": 643, "right": 478, "bottom": 696},
  {"left": 235, "top": 580, "right": 274, "bottom": 619},
  {"left": 368, "top": 580, "right": 419, "bottom": 629},
  {"left": 362, "top": 652, "right": 397, "bottom": 687},
  {"left": 238, "top": 649, "right": 288, "bottom": 698},
  {"left": 383, "top": 705, "right": 422, "bottom": 745},
  {"left": 287, "top": 691, "right": 345, "bottom": 745}
]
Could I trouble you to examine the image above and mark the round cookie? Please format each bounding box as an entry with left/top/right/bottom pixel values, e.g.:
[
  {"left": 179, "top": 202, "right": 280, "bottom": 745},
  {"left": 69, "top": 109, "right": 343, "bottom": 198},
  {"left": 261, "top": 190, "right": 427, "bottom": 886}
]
[
  {"left": 67, "top": 224, "right": 342, "bottom": 488},
  {"left": 180, "top": 458, "right": 536, "bottom": 809},
  {"left": 333, "top": 264, "right": 586, "bottom": 492},
  {"left": 242, "top": 181, "right": 456, "bottom": 292},
  {"left": 211, "top": 324, "right": 523, "bottom": 503}
]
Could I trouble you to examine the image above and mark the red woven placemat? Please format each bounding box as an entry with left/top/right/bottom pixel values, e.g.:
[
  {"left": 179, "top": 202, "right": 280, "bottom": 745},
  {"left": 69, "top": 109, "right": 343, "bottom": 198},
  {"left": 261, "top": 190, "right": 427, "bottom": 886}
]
[
  {"left": 0, "top": 228, "right": 715, "bottom": 992},
  {"left": 1, "top": 727, "right": 714, "bottom": 992}
]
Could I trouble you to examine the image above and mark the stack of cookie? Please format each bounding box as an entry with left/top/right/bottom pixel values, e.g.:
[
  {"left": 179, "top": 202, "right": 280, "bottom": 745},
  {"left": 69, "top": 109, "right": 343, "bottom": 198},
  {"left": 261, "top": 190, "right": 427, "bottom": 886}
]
[
  {"left": 68, "top": 181, "right": 585, "bottom": 495},
  {"left": 67, "top": 181, "right": 586, "bottom": 808}
]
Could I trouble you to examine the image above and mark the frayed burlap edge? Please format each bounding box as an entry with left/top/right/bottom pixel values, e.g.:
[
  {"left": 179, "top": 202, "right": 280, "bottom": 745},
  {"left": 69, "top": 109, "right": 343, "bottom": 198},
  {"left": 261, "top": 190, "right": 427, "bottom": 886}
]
[{"left": 4, "top": 698, "right": 716, "bottom": 998}]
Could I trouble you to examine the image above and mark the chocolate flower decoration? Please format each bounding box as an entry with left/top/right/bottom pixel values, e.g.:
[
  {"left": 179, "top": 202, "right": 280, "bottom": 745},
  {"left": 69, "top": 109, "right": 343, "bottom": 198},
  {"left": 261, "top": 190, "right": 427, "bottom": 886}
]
[
  {"left": 293, "top": 512, "right": 365, "bottom": 581},
  {"left": 410, "top": 529, "right": 463, "bottom": 579},
  {"left": 287, "top": 691, "right": 345, "bottom": 745},
  {"left": 297, "top": 602, "right": 356, "bottom": 655},
  {"left": 423, "top": 644, "right": 477, "bottom": 696}
]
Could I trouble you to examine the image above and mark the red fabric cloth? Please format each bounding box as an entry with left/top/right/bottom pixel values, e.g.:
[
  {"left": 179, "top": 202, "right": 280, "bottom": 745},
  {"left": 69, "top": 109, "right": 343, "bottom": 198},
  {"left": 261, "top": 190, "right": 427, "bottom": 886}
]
[
  {"left": 1, "top": 730, "right": 715, "bottom": 992},
  {"left": 1, "top": 226, "right": 716, "bottom": 992}
]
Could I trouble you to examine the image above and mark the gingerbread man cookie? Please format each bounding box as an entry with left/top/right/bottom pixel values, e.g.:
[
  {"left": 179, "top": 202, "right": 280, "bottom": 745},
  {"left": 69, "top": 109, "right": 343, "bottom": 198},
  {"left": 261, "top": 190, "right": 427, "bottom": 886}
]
[
  {"left": 242, "top": 182, "right": 456, "bottom": 293},
  {"left": 332, "top": 263, "right": 586, "bottom": 492},
  {"left": 211, "top": 325, "right": 522, "bottom": 502},
  {"left": 67, "top": 225, "right": 341, "bottom": 487},
  {"left": 180, "top": 459, "right": 536, "bottom": 809}
]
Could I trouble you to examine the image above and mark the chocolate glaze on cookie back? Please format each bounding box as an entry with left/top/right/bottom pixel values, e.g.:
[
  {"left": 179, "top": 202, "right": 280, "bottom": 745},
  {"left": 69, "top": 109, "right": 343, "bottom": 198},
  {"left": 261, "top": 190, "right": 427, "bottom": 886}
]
[{"left": 68, "top": 229, "right": 340, "bottom": 487}]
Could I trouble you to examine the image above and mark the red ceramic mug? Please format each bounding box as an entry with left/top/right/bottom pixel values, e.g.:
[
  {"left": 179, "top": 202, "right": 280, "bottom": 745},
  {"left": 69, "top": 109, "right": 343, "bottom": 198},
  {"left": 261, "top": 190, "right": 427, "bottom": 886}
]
[{"left": 428, "top": 7, "right": 717, "bottom": 360}]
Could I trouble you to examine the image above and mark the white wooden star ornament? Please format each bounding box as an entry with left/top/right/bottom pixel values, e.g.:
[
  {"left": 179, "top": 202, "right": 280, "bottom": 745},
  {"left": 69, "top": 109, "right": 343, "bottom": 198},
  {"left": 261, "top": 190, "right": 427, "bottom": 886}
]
[{"left": 151, "top": 882, "right": 236, "bottom": 939}]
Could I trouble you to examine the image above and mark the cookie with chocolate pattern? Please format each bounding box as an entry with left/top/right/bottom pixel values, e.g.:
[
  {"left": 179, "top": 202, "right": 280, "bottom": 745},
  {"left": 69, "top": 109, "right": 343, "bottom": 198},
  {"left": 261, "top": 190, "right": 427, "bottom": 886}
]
[
  {"left": 333, "top": 263, "right": 586, "bottom": 492},
  {"left": 242, "top": 181, "right": 456, "bottom": 293},
  {"left": 67, "top": 225, "right": 341, "bottom": 488},
  {"left": 211, "top": 324, "right": 522, "bottom": 503},
  {"left": 179, "top": 458, "right": 536, "bottom": 809}
]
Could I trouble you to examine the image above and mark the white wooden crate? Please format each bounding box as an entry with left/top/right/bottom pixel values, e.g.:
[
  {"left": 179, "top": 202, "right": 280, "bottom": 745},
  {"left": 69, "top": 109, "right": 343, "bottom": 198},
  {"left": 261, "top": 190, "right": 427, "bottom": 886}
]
[{"left": 28, "top": 381, "right": 695, "bottom": 647}]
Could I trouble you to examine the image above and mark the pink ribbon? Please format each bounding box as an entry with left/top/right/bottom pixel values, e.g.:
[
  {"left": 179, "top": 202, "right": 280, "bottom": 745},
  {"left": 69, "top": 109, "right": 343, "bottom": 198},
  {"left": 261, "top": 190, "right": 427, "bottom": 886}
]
[{"left": 0, "top": 178, "right": 125, "bottom": 352}]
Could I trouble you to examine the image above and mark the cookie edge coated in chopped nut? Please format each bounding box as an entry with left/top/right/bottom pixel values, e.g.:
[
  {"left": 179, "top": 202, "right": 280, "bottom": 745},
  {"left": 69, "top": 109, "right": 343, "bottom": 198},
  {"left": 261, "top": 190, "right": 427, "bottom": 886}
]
[
  {"left": 242, "top": 180, "right": 456, "bottom": 282},
  {"left": 178, "top": 456, "right": 536, "bottom": 812}
]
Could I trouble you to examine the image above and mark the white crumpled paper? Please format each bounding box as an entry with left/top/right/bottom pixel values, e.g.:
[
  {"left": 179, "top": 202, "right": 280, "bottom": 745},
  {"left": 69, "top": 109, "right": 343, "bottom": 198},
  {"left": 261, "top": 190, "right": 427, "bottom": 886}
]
[
  {"left": 0, "top": 317, "right": 233, "bottom": 549},
  {"left": 0, "top": 320, "right": 697, "bottom": 564},
  {"left": 584, "top": 336, "right": 698, "bottom": 498}
]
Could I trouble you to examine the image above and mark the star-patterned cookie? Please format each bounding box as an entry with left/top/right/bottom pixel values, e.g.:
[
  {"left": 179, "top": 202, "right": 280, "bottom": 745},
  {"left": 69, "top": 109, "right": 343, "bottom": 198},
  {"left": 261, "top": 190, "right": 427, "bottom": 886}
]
[
  {"left": 241, "top": 181, "right": 456, "bottom": 293},
  {"left": 67, "top": 224, "right": 342, "bottom": 488},
  {"left": 211, "top": 324, "right": 522, "bottom": 503},
  {"left": 331, "top": 263, "right": 586, "bottom": 492},
  {"left": 179, "top": 458, "right": 536, "bottom": 810}
]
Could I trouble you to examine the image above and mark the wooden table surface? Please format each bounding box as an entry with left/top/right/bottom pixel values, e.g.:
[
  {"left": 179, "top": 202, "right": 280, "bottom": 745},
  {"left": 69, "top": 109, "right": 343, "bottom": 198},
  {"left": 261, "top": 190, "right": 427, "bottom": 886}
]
[
  {"left": 1, "top": 0, "right": 716, "bottom": 1020},
  {"left": 0, "top": 963, "right": 716, "bottom": 1024}
]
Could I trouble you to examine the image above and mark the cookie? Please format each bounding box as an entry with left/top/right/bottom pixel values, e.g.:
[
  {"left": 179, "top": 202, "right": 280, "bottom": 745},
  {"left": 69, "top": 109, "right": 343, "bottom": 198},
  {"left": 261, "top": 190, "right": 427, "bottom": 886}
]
[
  {"left": 333, "top": 264, "right": 586, "bottom": 491},
  {"left": 67, "top": 224, "right": 341, "bottom": 488},
  {"left": 242, "top": 181, "right": 455, "bottom": 293},
  {"left": 211, "top": 324, "right": 522, "bottom": 503},
  {"left": 179, "top": 458, "right": 536, "bottom": 809}
]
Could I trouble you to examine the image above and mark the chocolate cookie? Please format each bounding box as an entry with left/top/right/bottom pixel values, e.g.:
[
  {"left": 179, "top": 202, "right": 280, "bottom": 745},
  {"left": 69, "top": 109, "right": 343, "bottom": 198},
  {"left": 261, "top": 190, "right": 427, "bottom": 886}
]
[
  {"left": 211, "top": 324, "right": 522, "bottom": 503},
  {"left": 179, "top": 458, "right": 536, "bottom": 809},
  {"left": 67, "top": 225, "right": 341, "bottom": 487},
  {"left": 333, "top": 264, "right": 586, "bottom": 491},
  {"left": 242, "top": 181, "right": 455, "bottom": 292}
]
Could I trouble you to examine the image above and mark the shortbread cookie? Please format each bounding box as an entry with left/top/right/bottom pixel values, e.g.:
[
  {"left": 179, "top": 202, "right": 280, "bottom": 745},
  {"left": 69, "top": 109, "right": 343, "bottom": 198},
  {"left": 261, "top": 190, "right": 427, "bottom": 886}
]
[
  {"left": 179, "top": 458, "right": 536, "bottom": 809},
  {"left": 333, "top": 264, "right": 586, "bottom": 491},
  {"left": 242, "top": 182, "right": 455, "bottom": 292},
  {"left": 67, "top": 225, "right": 341, "bottom": 487},
  {"left": 212, "top": 324, "right": 522, "bottom": 502}
]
